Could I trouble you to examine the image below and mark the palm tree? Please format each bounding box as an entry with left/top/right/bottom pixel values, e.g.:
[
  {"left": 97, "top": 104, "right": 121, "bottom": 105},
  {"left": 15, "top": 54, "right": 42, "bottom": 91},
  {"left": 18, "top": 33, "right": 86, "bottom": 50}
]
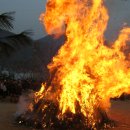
[{"left": 0, "top": 12, "right": 33, "bottom": 56}]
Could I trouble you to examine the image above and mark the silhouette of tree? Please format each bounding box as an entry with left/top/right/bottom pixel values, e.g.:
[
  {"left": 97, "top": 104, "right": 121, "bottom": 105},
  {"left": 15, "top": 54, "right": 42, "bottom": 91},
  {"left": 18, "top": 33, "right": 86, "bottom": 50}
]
[{"left": 0, "top": 12, "right": 33, "bottom": 56}]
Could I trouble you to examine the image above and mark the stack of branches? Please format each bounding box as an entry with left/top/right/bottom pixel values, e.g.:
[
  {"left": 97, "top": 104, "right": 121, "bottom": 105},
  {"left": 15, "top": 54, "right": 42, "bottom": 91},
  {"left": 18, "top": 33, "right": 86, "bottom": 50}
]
[{"left": 15, "top": 98, "right": 115, "bottom": 130}]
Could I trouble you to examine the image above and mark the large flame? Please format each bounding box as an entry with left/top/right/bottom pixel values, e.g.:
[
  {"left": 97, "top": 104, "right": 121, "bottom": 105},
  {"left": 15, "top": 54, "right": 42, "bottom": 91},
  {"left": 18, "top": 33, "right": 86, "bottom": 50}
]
[{"left": 39, "top": 0, "right": 130, "bottom": 127}]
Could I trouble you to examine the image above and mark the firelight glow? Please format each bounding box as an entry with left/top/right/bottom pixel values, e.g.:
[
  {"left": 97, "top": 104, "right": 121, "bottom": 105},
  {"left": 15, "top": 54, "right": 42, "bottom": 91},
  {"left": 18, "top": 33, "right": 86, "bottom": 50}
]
[{"left": 37, "top": 0, "right": 130, "bottom": 128}]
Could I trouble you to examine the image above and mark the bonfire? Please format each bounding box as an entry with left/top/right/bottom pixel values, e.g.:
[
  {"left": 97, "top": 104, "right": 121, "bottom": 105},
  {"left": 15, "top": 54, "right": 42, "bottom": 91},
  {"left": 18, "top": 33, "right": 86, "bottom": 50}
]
[{"left": 16, "top": 0, "right": 130, "bottom": 129}]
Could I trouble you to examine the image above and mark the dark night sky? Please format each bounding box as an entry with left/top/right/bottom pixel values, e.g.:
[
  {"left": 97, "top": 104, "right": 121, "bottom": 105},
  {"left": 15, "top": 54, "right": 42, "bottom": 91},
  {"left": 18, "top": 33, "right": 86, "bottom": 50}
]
[{"left": 0, "top": 0, "right": 130, "bottom": 41}]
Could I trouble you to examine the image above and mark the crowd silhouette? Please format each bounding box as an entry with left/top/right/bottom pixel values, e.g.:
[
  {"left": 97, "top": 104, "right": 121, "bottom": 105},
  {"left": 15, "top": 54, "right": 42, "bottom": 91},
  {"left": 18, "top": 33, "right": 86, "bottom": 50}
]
[{"left": 0, "top": 76, "right": 41, "bottom": 102}]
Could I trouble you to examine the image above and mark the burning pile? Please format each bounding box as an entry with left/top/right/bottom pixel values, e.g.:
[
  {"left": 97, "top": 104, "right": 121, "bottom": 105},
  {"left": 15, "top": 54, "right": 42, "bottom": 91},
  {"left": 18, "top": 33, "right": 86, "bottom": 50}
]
[{"left": 16, "top": 0, "right": 130, "bottom": 129}]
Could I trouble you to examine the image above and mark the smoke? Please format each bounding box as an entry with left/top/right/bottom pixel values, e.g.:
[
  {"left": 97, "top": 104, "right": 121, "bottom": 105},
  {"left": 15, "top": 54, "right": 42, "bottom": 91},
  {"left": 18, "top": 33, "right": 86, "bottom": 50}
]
[{"left": 14, "top": 90, "right": 34, "bottom": 118}]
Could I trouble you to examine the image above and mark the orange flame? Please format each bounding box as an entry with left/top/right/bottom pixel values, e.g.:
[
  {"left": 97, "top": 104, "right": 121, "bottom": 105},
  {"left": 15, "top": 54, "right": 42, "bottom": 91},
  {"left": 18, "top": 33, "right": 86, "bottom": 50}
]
[{"left": 39, "top": 0, "right": 130, "bottom": 127}]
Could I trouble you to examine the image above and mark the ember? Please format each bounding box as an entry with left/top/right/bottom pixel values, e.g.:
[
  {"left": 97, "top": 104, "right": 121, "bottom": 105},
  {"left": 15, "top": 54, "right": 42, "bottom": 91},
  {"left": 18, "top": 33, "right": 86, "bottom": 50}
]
[
  {"left": 16, "top": 98, "right": 115, "bottom": 130},
  {"left": 16, "top": 0, "right": 130, "bottom": 129}
]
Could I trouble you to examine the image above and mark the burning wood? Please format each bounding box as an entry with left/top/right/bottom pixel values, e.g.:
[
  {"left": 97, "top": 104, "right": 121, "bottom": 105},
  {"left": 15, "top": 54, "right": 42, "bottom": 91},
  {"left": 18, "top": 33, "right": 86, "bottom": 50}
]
[
  {"left": 16, "top": 0, "right": 130, "bottom": 129},
  {"left": 16, "top": 97, "right": 115, "bottom": 130}
]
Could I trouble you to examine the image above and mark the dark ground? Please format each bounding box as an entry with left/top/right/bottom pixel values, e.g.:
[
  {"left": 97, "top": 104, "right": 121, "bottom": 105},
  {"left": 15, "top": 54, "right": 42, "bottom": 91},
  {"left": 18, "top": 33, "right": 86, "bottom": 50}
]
[{"left": 0, "top": 100, "right": 130, "bottom": 130}]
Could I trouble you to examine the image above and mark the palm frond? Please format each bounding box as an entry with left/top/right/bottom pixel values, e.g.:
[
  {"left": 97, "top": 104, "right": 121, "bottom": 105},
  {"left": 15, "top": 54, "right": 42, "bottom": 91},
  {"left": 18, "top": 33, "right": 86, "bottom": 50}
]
[
  {"left": 0, "top": 40, "right": 15, "bottom": 56},
  {"left": 0, "top": 30, "right": 33, "bottom": 56},
  {"left": 5, "top": 30, "right": 33, "bottom": 47},
  {"left": 0, "top": 12, "right": 15, "bottom": 30}
]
